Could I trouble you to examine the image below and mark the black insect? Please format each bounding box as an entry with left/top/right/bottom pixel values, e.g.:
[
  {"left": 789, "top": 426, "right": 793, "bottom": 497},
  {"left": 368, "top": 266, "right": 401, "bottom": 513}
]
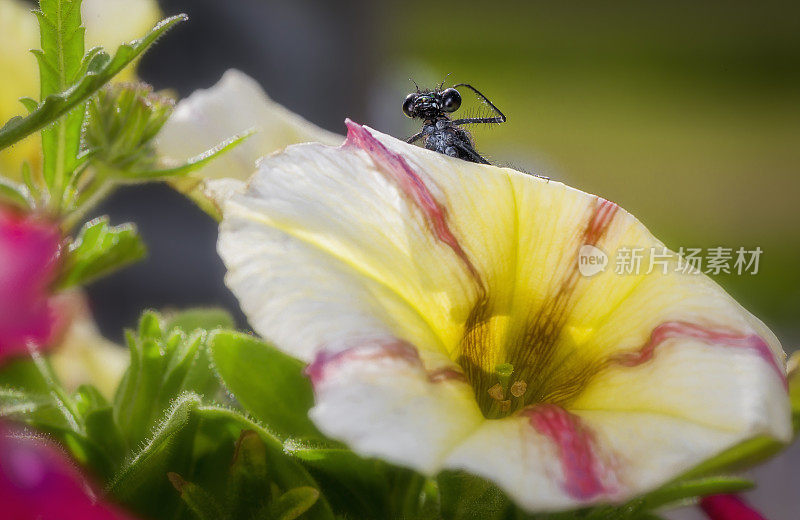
[{"left": 403, "top": 82, "right": 506, "bottom": 164}]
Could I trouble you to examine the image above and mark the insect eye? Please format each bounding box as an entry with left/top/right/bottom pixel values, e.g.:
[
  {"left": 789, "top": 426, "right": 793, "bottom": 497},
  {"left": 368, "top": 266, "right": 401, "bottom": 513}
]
[
  {"left": 402, "top": 94, "right": 417, "bottom": 118},
  {"left": 441, "top": 88, "right": 461, "bottom": 112}
]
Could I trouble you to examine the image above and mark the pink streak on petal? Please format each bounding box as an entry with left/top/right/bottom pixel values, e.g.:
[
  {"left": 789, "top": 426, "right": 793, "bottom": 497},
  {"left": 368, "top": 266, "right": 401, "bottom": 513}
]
[
  {"left": 0, "top": 208, "right": 62, "bottom": 363},
  {"left": 611, "top": 321, "right": 787, "bottom": 389},
  {"left": 0, "top": 420, "right": 137, "bottom": 520},
  {"left": 524, "top": 404, "right": 614, "bottom": 500},
  {"left": 305, "top": 337, "right": 422, "bottom": 389},
  {"left": 700, "top": 494, "right": 767, "bottom": 520},
  {"left": 427, "top": 367, "right": 467, "bottom": 383},
  {"left": 584, "top": 198, "right": 619, "bottom": 246},
  {"left": 343, "top": 120, "right": 481, "bottom": 284}
]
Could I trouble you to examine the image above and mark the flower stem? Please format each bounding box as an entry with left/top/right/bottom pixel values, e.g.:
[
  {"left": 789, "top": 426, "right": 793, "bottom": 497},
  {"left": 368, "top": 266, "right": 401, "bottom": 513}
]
[{"left": 26, "top": 340, "right": 84, "bottom": 434}]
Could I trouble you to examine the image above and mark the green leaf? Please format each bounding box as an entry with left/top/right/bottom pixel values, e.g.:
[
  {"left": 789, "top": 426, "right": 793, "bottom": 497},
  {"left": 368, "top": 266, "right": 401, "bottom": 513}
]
[
  {"left": 72, "top": 383, "right": 108, "bottom": 416},
  {"left": 284, "top": 440, "right": 394, "bottom": 518},
  {"left": 0, "top": 361, "right": 78, "bottom": 433},
  {"left": 0, "top": 178, "right": 33, "bottom": 209},
  {"left": 168, "top": 473, "right": 226, "bottom": 520},
  {"left": 0, "top": 359, "right": 49, "bottom": 394},
  {"left": 84, "top": 405, "right": 126, "bottom": 476},
  {"left": 109, "top": 392, "right": 202, "bottom": 498},
  {"left": 209, "top": 331, "right": 321, "bottom": 440},
  {"left": 165, "top": 308, "right": 236, "bottom": 333},
  {"left": 0, "top": 387, "right": 49, "bottom": 416},
  {"left": 266, "top": 487, "right": 320, "bottom": 520},
  {"left": 20, "top": 97, "right": 40, "bottom": 113},
  {"left": 34, "top": 0, "right": 85, "bottom": 98},
  {"left": 56, "top": 216, "right": 147, "bottom": 289},
  {"left": 129, "top": 130, "right": 254, "bottom": 180},
  {"left": 437, "top": 471, "right": 511, "bottom": 520},
  {"left": 195, "top": 406, "right": 335, "bottom": 520},
  {"left": 33, "top": 0, "right": 86, "bottom": 197},
  {"left": 635, "top": 476, "right": 753, "bottom": 512},
  {"left": 0, "top": 14, "right": 188, "bottom": 153},
  {"left": 679, "top": 435, "right": 786, "bottom": 480},
  {"left": 114, "top": 312, "right": 222, "bottom": 447},
  {"left": 0, "top": 382, "right": 118, "bottom": 479},
  {"left": 227, "top": 430, "right": 270, "bottom": 519}
]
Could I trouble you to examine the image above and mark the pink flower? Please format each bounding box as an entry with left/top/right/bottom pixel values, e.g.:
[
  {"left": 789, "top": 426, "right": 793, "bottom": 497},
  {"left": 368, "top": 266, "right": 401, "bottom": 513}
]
[
  {"left": 700, "top": 494, "right": 767, "bottom": 520},
  {"left": 0, "top": 420, "right": 136, "bottom": 520},
  {"left": 0, "top": 207, "right": 62, "bottom": 362}
]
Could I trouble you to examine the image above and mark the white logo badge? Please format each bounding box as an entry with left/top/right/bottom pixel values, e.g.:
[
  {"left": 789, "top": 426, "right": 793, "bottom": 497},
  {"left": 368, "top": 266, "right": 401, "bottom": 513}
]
[{"left": 578, "top": 245, "right": 608, "bottom": 277}]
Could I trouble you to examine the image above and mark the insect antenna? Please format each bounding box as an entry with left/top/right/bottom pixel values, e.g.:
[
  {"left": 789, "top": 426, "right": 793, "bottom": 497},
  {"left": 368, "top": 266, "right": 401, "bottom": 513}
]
[{"left": 438, "top": 72, "right": 453, "bottom": 91}]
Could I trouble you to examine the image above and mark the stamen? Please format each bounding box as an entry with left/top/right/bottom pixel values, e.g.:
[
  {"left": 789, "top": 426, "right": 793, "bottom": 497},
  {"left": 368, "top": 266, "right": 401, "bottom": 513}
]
[
  {"left": 488, "top": 383, "right": 505, "bottom": 401},
  {"left": 510, "top": 380, "right": 527, "bottom": 398},
  {"left": 498, "top": 400, "right": 511, "bottom": 413}
]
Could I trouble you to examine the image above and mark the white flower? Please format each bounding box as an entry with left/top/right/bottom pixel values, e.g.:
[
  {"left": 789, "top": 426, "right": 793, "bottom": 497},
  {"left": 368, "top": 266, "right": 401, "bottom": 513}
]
[{"left": 205, "top": 118, "right": 790, "bottom": 512}]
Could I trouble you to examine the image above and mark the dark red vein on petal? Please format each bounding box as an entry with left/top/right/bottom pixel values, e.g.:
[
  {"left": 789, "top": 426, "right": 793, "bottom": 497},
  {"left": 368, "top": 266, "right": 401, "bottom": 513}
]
[
  {"left": 584, "top": 198, "right": 619, "bottom": 246},
  {"left": 344, "top": 120, "right": 481, "bottom": 284},
  {"left": 610, "top": 320, "right": 787, "bottom": 389},
  {"left": 305, "top": 337, "right": 422, "bottom": 389},
  {"left": 524, "top": 404, "right": 615, "bottom": 500}
]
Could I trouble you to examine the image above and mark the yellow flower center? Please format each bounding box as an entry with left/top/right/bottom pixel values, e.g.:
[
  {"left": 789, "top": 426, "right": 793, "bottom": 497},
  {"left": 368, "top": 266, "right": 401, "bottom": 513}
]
[{"left": 455, "top": 297, "right": 606, "bottom": 418}]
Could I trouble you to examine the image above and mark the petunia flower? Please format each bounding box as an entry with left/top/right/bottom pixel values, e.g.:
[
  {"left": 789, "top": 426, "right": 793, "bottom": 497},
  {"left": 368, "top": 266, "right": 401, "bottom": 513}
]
[
  {"left": 0, "top": 419, "right": 136, "bottom": 520},
  {"left": 0, "top": 206, "right": 63, "bottom": 362},
  {"left": 0, "top": 0, "right": 160, "bottom": 179},
  {"left": 155, "top": 69, "right": 341, "bottom": 215},
  {"left": 207, "top": 121, "right": 791, "bottom": 512},
  {"left": 700, "top": 494, "right": 766, "bottom": 520}
]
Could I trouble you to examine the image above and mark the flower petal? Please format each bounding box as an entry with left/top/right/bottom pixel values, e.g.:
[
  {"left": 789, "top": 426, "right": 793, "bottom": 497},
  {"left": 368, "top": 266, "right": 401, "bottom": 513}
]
[
  {"left": 571, "top": 325, "right": 790, "bottom": 440},
  {"left": 445, "top": 406, "right": 748, "bottom": 511},
  {"left": 214, "top": 124, "right": 488, "bottom": 363},
  {"left": 0, "top": 208, "right": 62, "bottom": 361},
  {"left": 700, "top": 494, "right": 766, "bottom": 520},
  {"left": 306, "top": 337, "right": 482, "bottom": 474},
  {"left": 156, "top": 70, "right": 342, "bottom": 211},
  {"left": 50, "top": 292, "right": 127, "bottom": 398},
  {"left": 0, "top": 0, "right": 40, "bottom": 178},
  {"left": 0, "top": 420, "right": 137, "bottom": 519},
  {"left": 81, "top": 0, "right": 161, "bottom": 55}
]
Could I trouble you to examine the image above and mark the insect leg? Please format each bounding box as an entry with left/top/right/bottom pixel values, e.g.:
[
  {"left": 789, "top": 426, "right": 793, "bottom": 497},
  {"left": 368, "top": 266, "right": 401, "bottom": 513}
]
[
  {"left": 454, "top": 141, "right": 490, "bottom": 164},
  {"left": 452, "top": 83, "right": 507, "bottom": 123},
  {"left": 406, "top": 129, "right": 429, "bottom": 144}
]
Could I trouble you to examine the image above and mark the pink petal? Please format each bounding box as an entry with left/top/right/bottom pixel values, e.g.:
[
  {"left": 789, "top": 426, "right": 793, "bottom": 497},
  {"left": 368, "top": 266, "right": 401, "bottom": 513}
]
[
  {"left": 0, "top": 208, "right": 62, "bottom": 362},
  {"left": 700, "top": 494, "right": 767, "bottom": 520},
  {"left": 0, "top": 421, "right": 137, "bottom": 520}
]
